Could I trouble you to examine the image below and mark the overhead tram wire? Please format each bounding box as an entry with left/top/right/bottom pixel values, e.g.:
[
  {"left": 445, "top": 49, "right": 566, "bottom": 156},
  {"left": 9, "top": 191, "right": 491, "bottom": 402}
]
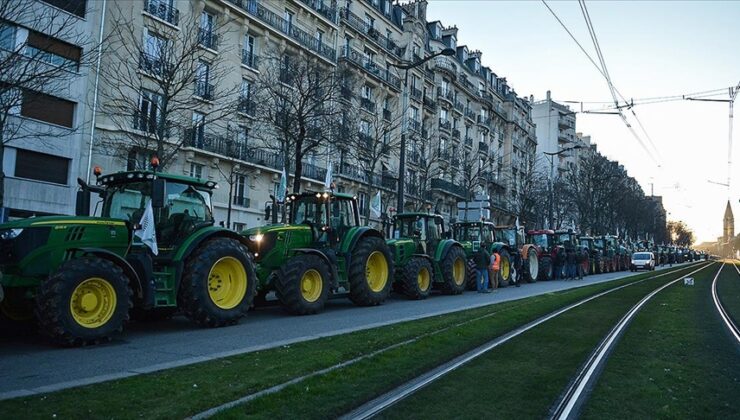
[
  {"left": 540, "top": 0, "right": 660, "bottom": 165},
  {"left": 577, "top": 0, "right": 661, "bottom": 163}
]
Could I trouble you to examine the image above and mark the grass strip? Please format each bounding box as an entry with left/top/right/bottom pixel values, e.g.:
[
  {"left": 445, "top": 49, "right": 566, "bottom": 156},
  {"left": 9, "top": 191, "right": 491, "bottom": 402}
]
[
  {"left": 582, "top": 264, "right": 740, "bottom": 418},
  {"left": 716, "top": 260, "right": 740, "bottom": 327},
  {"left": 0, "top": 265, "right": 696, "bottom": 420},
  {"left": 373, "top": 264, "right": 706, "bottom": 420},
  {"left": 211, "top": 265, "right": 702, "bottom": 419}
]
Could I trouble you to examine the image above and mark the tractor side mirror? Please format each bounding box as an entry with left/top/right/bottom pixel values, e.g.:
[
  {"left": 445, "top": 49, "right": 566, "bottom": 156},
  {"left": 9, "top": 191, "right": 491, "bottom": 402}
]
[
  {"left": 152, "top": 178, "right": 166, "bottom": 208},
  {"left": 76, "top": 189, "right": 90, "bottom": 216}
]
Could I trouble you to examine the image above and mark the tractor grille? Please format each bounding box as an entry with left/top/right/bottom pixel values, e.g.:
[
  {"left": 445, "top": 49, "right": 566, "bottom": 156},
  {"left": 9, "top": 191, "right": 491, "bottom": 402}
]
[
  {"left": 64, "top": 226, "right": 86, "bottom": 242},
  {"left": 0, "top": 227, "right": 51, "bottom": 265},
  {"left": 248, "top": 232, "right": 276, "bottom": 262}
]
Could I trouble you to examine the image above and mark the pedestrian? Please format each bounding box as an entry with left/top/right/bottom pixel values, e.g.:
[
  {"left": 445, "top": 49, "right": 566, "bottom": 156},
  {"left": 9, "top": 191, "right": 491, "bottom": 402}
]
[
  {"left": 474, "top": 247, "right": 491, "bottom": 293},
  {"left": 566, "top": 247, "right": 577, "bottom": 280},
  {"left": 576, "top": 247, "right": 586, "bottom": 279},
  {"left": 489, "top": 251, "right": 500, "bottom": 291},
  {"left": 555, "top": 248, "right": 566, "bottom": 280}
]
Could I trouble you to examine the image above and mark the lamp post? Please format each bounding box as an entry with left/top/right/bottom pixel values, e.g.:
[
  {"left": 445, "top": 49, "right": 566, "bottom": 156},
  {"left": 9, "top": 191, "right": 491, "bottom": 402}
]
[
  {"left": 389, "top": 47, "right": 455, "bottom": 213},
  {"left": 543, "top": 145, "right": 582, "bottom": 228}
]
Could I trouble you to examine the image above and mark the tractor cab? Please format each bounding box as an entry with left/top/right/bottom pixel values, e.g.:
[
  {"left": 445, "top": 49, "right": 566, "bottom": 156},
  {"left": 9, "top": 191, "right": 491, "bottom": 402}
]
[
  {"left": 527, "top": 229, "right": 554, "bottom": 253},
  {"left": 553, "top": 230, "right": 578, "bottom": 251},
  {"left": 493, "top": 226, "right": 521, "bottom": 249},
  {"left": 452, "top": 221, "right": 495, "bottom": 252},
  {"left": 93, "top": 171, "right": 218, "bottom": 250},
  {"left": 287, "top": 191, "right": 359, "bottom": 246},
  {"left": 394, "top": 213, "right": 446, "bottom": 254}
]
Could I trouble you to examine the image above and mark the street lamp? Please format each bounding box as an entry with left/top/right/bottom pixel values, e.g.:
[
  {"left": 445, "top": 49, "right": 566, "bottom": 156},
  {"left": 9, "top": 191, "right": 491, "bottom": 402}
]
[
  {"left": 390, "top": 47, "right": 455, "bottom": 213},
  {"left": 543, "top": 145, "right": 583, "bottom": 228}
]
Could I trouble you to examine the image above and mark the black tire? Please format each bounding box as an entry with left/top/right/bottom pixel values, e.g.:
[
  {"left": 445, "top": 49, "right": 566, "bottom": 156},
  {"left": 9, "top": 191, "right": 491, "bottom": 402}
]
[
  {"left": 179, "top": 238, "right": 256, "bottom": 327},
  {"left": 525, "top": 248, "right": 538, "bottom": 283},
  {"left": 498, "top": 249, "right": 512, "bottom": 287},
  {"left": 440, "top": 246, "right": 467, "bottom": 295},
  {"left": 399, "top": 257, "right": 433, "bottom": 300},
  {"left": 465, "top": 258, "right": 478, "bottom": 291},
  {"left": 348, "top": 236, "right": 394, "bottom": 306},
  {"left": 538, "top": 256, "right": 553, "bottom": 281},
  {"left": 276, "top": 254, "right": 331, "bottom": 315},
  {"left": 35, "top": 257, "right": 132, "bottom": 346}
]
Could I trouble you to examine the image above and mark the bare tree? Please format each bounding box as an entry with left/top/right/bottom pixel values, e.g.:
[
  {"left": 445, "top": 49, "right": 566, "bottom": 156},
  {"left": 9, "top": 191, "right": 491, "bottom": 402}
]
[
  {"left": 251, "top": 51, "right": 348, "bottom": 193},
  {"left": 507, "top": 156, "right": 546, "bottom": 228},
  {"left": 211, "top": 124, "right": 255, "bottom": 229},
  {"left": 409, "top": 131, "right": 443, "bottom": 212},
  {"left": 97, "top": 3, "right": 240, "bottom": 170},
  {"left": 0, "top": 0, "right": 99, "bottom": 208}
]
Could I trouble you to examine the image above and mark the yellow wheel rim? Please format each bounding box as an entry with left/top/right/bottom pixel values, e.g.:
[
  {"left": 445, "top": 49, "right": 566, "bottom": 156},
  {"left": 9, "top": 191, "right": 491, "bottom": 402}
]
[
  {"left": 417, "top": 266, "right": 431, "bottom": 292},
  {"left": 300, "top": 269, "right": 323, "bottom": 303},
  {"left": 501, "top": 258, "right": 510, "bottom": 280},
  {"left": 69, "top": 277, "right": 117, "bottom": 329},
  {"left": 453, "top": 258, "right": 466, "bottom": 286},
  {"left": 366, "top": 251, "right": 389, "bottom": 292},
  {"left": 208, "top": 257, "right": 248, "bottom": 310}
]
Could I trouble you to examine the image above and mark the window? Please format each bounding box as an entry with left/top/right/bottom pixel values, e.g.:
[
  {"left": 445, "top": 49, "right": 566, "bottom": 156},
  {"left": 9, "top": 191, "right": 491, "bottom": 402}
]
[
  {"left": 358, "top": 192, "right": 367, "bottom": 215},
  {"left": 440, "top": 108, "right": 447, "bottom": 120},
  {"left": 191, "top": 112, "right": 205, "bottom": 146},
  {"left": 359, "top": 120, "right": 370, "bottom": 136},
  {"left": 0, "top": 23, "right": 15, "bottom": 50},
  {"left": 243, "top": 34, "right": 256, "bottom": 67},
  {"left": 135, "top": 90, "right": 162, "bottom": 133},
  {"left": 233, "top": 222, "right": 246, "bottom": 232},
  {"left": 236, "top": 126, "right": 249, "bottom": 157},
  {"left": 199, "top": 10, "right": 216, "bottom": 49},
  {"left": 239, "top": 79, "right": 252, "bottom": 114},
  {"left": 364, "top": 14, "right": 375, "bottom": 29},
  {"left": 315, "top": 29, "right": 323, "bottom": 45},
  {"left": 15, "top": 149, "right": 69, "bottom": 185},
  {"left": 195, "top": 60, "right": 211, "bottom": 99},
  {"left": 383, "top": 0, "right": 391, "bottom": 15},
  {"left": 284, "top": 9, "right": 294, "bottom": 30},
  {"left": 142, "top": 30, "right": 167, "bottom": 75},
  {"left": 26, "top": 30, "right": 82, "bottom": 70},
  {"left": 42, "top": 0, "right": 87, "bottom": 18},
  {"left": 409, "top": 106, "right": 419, "bottom": 121},
  {"left": 21, "top": 90, "right": 75, "bottom": 127},
  {"left": 189, "top": 162, "right": 204, "bottom": 179},
  {"left": 361, "top": 84, "right": 372, "bottom": 99},
  {"left": 234, "top": 174, "right": 249, "bottom": 207}
]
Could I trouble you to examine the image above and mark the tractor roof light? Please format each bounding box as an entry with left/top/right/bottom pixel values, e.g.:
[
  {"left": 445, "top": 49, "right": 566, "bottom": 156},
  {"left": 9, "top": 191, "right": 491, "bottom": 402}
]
[
  {"left": 322, "top": 192, "right": 329, "bottom": 199},
  {"left": 151, "top": 156, "right": 160, "bottom": 169},
  {"left": 93, "top": 166, "right": 103, "bottom": 177}
]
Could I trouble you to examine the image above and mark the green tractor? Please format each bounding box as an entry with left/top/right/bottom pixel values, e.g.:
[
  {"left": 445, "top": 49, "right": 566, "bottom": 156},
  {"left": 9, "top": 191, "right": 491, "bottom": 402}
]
[
  {"left": 242, "top": 191, "right": 393, "bottom": 315},
  {"left": 0, "top": 170, "right": 256, "bottom": 345},
  {"left": 452, "top": 221, "right": 517, "bottom": 288},
  {"left": 578, "top": 236, "right": 603, "bottom": 274},
  {"left": 387, "top": 213, "right": 468, "bottom": 299}
]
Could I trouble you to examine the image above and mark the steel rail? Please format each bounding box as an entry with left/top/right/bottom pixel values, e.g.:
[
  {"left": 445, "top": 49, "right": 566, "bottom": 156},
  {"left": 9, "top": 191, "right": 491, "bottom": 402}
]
[{"left": 714, "top": 262, "right": 740, "bottom": 343}]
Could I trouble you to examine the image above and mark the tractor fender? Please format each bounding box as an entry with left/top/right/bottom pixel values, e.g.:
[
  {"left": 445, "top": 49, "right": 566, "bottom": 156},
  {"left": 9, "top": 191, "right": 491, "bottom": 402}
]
[
  {"left": 71, "top": 247, "right": 143, "bottom": 299},
  {"left": 292, "top": 248, "right": 340, "bottom": 287},
  {"left": 434, "top": 240, "right": 463, "bottom": 262},
  {"left": 411, "top": 253, "right": 434, "bottom": 263},
  {"left": 521, "top": 244, "right": 537, "bottom": 260},
  {"left": 340, "top": 226, "right": 384, "bottom": 269}
]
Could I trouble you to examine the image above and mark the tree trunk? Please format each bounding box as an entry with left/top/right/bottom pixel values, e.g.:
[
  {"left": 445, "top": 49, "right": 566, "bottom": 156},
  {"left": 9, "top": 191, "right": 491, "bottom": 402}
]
[{"left": 0, "top": 142, "right": 5, "bottom": 213}]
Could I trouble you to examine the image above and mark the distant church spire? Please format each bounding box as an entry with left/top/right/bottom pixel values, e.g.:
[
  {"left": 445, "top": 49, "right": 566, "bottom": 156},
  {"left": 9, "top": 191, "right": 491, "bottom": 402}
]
[{"left": 724, "top": 200, "right": 734, "bottom": 242}]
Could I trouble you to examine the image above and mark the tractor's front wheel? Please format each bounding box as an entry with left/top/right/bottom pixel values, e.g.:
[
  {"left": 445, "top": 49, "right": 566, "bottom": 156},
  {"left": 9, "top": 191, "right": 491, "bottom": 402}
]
[
  {"left": 348, "top": 236, "right": 393, "bottom": 306},
  {"left": 179, "top": 238, "right": 256, "bottom": 327},
  {"left": 440, "top": 246, "right": 467, "bottom": 295},
  {"left": 538, "top": 256, "right": 553, "bottom": 281},
  {"left": 498, "top": 249, "right": 512, "bottom": 287},
  {"left": 276, "top": 254, "right": 331, "bottom": 315},
  {"left": 35, "top": 257, "right": 132, "bottom": 346},
  {"left": 399, "top": 257, "right": 433, "bottom": 300}
]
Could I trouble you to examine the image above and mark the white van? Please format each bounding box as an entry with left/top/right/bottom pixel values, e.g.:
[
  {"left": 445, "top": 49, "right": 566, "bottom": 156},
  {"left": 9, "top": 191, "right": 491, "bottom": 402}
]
[{"left": 630, "top": 252, "right": 655, "bottom": 271}]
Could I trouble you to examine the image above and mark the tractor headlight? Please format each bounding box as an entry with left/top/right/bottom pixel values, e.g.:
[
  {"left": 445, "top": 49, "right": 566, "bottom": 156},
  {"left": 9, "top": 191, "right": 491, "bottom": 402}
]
[
  {"left": 0, "top": 229, "right": 23, "bottom": 240},
  {"left": 249, "top": 234, "right": 264, "bottom": 243}
]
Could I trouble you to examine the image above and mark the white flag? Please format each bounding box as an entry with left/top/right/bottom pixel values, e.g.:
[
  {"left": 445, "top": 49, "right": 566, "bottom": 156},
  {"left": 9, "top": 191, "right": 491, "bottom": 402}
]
[
  {"left": 276, "top": 167, "right": 287, "bottom": 202},
  {"left": 324, "top": 160, "right": 333, "bottom": 191},
  {"left": 135, "top": 200, "right": 158, "bottom": 255},
  {"left": 370, "top": 191, "right": 382, "bottom": 218}
]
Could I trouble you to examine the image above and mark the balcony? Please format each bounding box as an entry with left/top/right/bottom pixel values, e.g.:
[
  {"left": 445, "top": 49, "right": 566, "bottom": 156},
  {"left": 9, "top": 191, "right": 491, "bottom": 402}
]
[
  {"left": 144, "top": 0, "right": 179, "bottom": 26},
  {"left": 433, "top": 57, "right": 457, "bottom": 78},
  {"left": 423, "top": 94, "right": 436, "bottom": 110},
  {"left": 451, "top": 128, "right": 460, "bottom": 139},
  {"left": 335, "top": 162, "right": 396, "bottom": 190},
  {"left": 478, "top": 141, "right": 489, "bottom": 154},
  {"left": 198, "top": 28, "right": 218, "bottom": 50},
  {"left": 424, "top": 66, "right": 435, "bottom": 82},
  {"left": 453, "top": 100, "right": 464, "bottom": 114},
  {"left": 361, "top": 97, "right": 376, "bottom": 112},
  {"left": 476, "top": 115, "right": 491, "bottom": 126},
  {"left": 464, "top": 108, "right": 476, "bottom": 121},
  {"left": 241, "top": 49, "right": 258, "bottom": 68},
  {"left": 439, "top": 119, "right": 451, "bottom": 131},
  {"left": 339, "top": 46, "right": 401, "bottom": 90},
  {"left": 436, "top": 87, "right": 454, "bottom": 103},
  {"left": 195, "top": 81, "right": 214, "bottom": 100},
  {"left": 383, "top": 108, "right": 392, "bottom": 121},
  {"left": 139, "top": 52, "right": 169, "bottom": 77},
  {"left": 407, "top": 118, "right": 421, "bottom": 133},
  {"left": 238, "top": 98, "right": 255, "bottom": 116},
  {"left": 410, "top": 87, "right": 422, "bottom": 102},
  {"left": 233, "top": 0, "right": 336, "bottom": 62},
  {"left": 340, "top": 8, "right": 402, "bottom": 58},
  {"left": 297, "top": 0, "right": 338, "bottom": 23},
  {"left": 431, "top": 178, "right": 467, "bottom": 199},
  {"left": 464, "top": 137, "right": 473, "bottom": 147}
]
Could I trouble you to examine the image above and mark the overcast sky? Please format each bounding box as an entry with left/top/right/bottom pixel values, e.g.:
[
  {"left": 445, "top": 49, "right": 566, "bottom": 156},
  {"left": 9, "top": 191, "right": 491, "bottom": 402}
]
[{"left": 425, "top": 0, "right": 739, "bottom": 243}]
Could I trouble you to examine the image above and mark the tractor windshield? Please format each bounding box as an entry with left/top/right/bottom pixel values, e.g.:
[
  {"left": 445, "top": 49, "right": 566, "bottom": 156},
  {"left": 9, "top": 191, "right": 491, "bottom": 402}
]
[
  {"left": 397, "top": 217, "right": 425, "bottom": 239},
  {"left": 579, "top": 238, "right": 591, "bottom": 249},
  {"left": 497, "top": 229, "right": 516, "bottom": 246},
  {"left": 102, "top": 181, "right": 213, "bottom": 224},
  {"left": 292, "top": 197, "right": 327, "bottom": 226},
  {"left": 454, "top": 224, "right": 481, "bottom": 242},
  {"left": 594, "top": 239, "right": 604, "bottom": 248},
  {"left": 530, "top": 234, "right": 549, "bottom": 250}
]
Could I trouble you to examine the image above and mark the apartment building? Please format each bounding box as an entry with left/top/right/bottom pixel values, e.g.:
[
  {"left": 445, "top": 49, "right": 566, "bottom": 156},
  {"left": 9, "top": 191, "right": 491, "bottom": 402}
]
[
  {"left": 531, "top": 90, "right": 578, "bottom": 178},
  {"left": 0, "top": 0, "right": 99, "bottom": 218},
  {"left": 6, "top": 0, "right": 537, "bottom": 230}
]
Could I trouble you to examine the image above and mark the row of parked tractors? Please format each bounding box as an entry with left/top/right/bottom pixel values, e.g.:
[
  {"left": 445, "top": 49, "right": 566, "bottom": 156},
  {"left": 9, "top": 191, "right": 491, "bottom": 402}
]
[{"left": 0, "top": 169, "right": 698, "bottom": 346}]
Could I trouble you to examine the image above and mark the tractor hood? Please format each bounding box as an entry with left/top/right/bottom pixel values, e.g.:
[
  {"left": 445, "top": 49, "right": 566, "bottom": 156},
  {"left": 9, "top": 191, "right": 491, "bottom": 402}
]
[
  {"left": 241, "top": 224, "right": 312, "bottom": 263},
  {"left": 0, "top": 215, "right": 128, "bottom": 230}
]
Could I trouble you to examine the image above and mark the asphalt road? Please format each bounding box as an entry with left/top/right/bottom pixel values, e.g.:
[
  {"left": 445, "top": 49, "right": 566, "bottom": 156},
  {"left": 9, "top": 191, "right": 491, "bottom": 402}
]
[{"left": 0, "top": 263, "right": 692, "bottom": 400}]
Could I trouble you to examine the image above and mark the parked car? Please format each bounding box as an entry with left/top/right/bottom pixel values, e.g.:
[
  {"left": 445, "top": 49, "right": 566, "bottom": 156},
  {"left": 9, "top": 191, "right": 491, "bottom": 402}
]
[{"left": 630, "top": 252, "right": 655, "bottom": 271}]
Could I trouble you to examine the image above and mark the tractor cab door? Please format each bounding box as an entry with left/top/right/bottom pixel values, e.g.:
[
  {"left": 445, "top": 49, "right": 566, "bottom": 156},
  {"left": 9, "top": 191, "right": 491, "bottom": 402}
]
[
  {"left": 328, "top": 198, "right": 356, "bottom": 246},
  {"left": 293, "top": 197, "right": 328, "bottom": 244},
  {"left": 156, "top": 182, "right": 214, "bottom": 249},
  {"left": 425, "top": 217, "right": 443, "bottom": 254}
]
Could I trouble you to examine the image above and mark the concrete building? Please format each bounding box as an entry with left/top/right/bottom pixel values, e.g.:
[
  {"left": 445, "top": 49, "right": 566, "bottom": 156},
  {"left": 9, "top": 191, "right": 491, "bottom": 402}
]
[
  {"left": 0, "top": 0, "right": 101, "bottom": 218},
  {"left": 6, "top": 0, "right": 537, "bottom": 230},
  {"left": 531, "top": 90, "right": 577, "bottom": 178}
]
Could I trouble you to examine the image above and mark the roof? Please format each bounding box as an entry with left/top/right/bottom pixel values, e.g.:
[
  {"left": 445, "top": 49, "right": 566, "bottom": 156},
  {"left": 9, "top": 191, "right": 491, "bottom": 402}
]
[
  {"left": 725, "top": 200, "right": 734, "bottom": 220},
  {"left": 97, "top": 171, "right": 216, "bottom": 189},
  {"left": 287, "top": 191, "right": 355, "bottom": 200},
  {"left": 396, "top": 212, "right": 444, "bottom": 220}
]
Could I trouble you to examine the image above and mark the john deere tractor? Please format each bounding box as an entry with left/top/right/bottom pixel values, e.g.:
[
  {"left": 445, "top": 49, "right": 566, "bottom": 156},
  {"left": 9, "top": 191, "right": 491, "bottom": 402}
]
[
  {"left": 452, "top": 221, "right": 516, "bottom": 288},
  {"left": 0, "top": 170, "right": 256, "bottom": 345},
  {"left": 242, "top": 191, "right": 393, "bottom": 315},
  {"left": 387, "top": 213, "right": 467, "bottom": 299}
]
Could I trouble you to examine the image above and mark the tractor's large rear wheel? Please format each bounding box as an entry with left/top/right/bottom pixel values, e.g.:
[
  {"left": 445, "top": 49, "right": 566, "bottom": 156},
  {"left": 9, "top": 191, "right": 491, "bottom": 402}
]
[
  {"left": 538, "top": 256, "right": 553, "bottom": 281},
  {"left": 348, "top": 236, "right": 393, "bottom": 306},
  {"left": 525, "top": 248, "right": 538, "bottom": 283},
  {"left": 399, "top": 257, "right": 433, "bottom": 300},
  {"left": 179, "top": 238, "right": 256, "bottom": 327},
  {"left": 440, "top": 246, "right": 467, "bottom": 295},
  {"left": 35, "top": 257, "right": 132, "bottom": 346},
  {"left": 276, "top": 254, "right": 330, "bottom": 315},
  {"left": 498, "top": 249, "right": 512, "bottom": 287},
  {"left": 465, "top": 259, "right": 478, "bottom": 291}
]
